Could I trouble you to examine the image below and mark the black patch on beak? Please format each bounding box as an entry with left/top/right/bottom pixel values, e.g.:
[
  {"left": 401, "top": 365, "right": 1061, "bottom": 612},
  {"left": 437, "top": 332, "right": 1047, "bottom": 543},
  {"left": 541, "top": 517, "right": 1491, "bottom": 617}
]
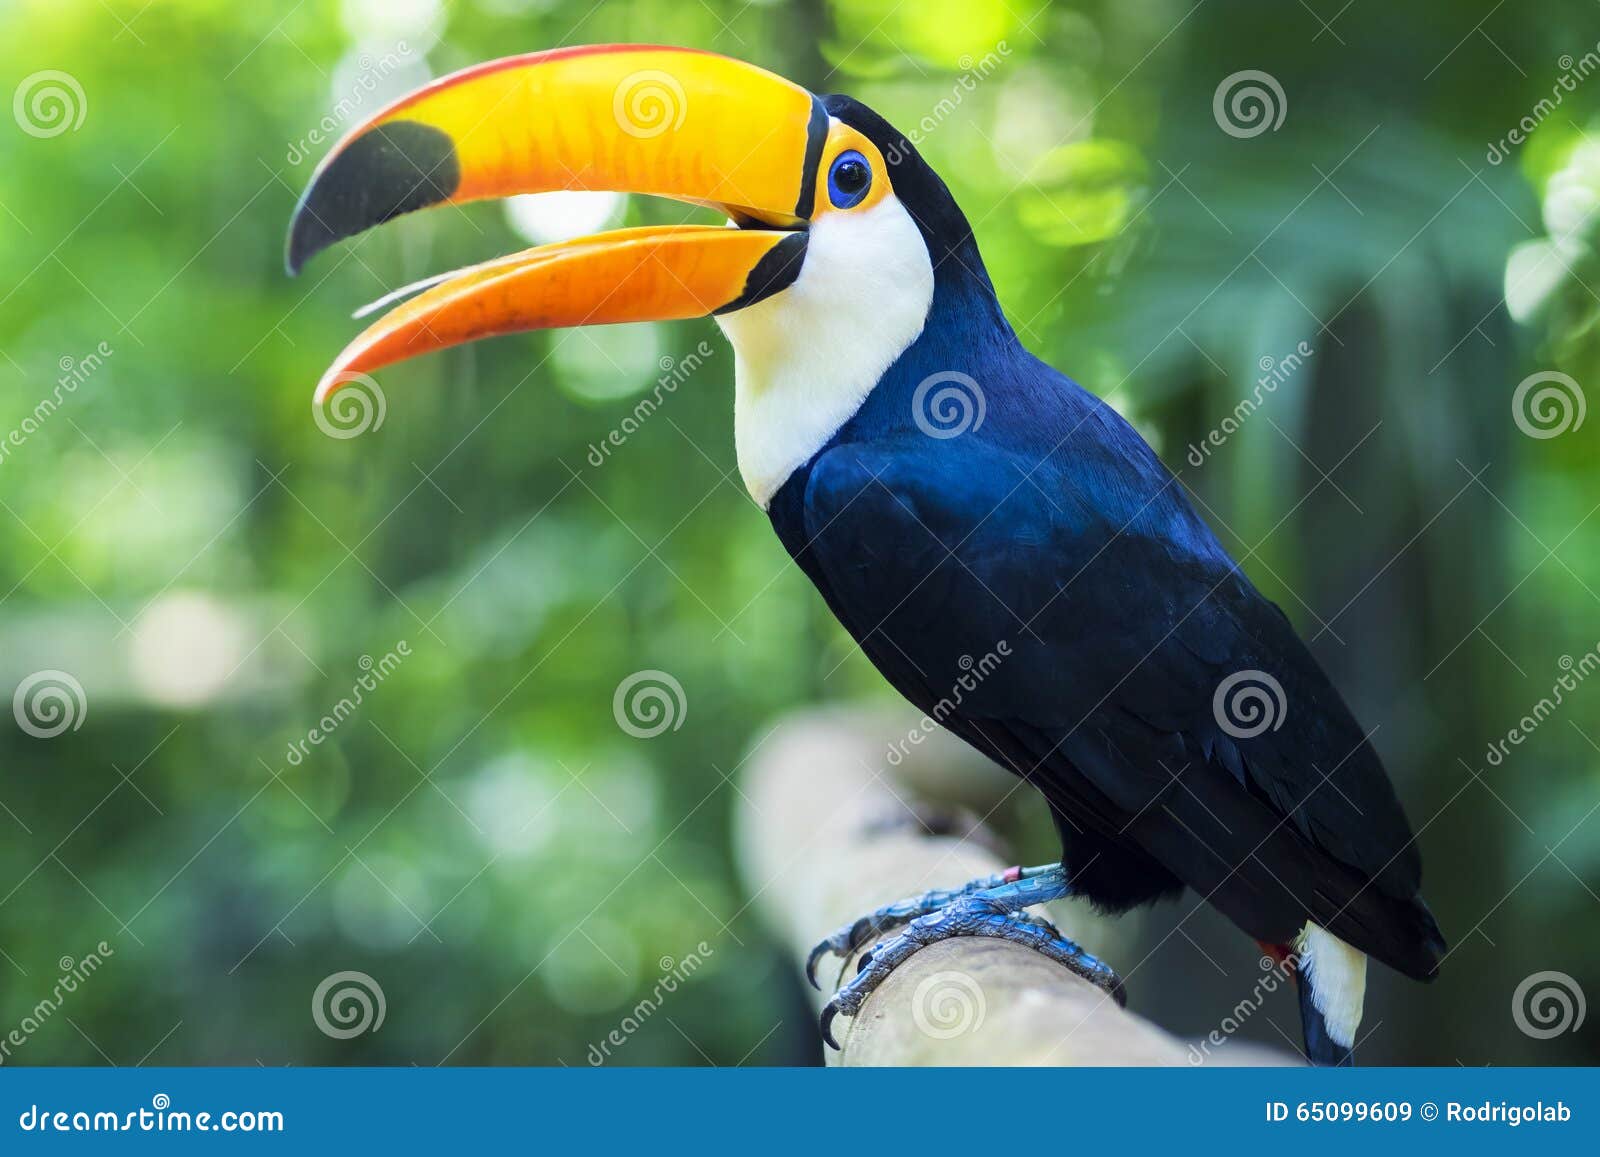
[
  {"left": 795, "top": 96, "right": 829, "bottom": 220},
  {"left": 714, "top": 230, "right": 808, "bottom": 314},
  {"left": 286, "top": 121, "right": 461, "bottom": 275}
]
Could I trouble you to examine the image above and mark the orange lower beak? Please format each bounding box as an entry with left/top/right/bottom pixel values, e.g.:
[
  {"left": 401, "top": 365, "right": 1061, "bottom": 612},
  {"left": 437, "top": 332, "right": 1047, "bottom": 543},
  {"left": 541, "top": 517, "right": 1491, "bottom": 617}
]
[
  {"left": 288, "top": 44, "right": 826, "bottom": 401},
  {"left": 313, "top": 225, "right": 803, "bottom": 402}
]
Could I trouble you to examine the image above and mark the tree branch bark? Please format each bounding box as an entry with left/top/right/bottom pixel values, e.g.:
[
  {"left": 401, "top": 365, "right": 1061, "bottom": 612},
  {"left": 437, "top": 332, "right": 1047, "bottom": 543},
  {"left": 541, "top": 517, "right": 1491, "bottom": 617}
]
[{"left": 734, "top": 708, "right": 1294, "bottom": 1066}]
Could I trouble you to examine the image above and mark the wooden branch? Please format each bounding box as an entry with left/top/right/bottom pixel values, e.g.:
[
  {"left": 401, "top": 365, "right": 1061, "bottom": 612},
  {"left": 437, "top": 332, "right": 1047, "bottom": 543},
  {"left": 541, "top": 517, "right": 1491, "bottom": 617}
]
[{"left": 734, "top": 707, "right": 1294, "bottom": 1066}]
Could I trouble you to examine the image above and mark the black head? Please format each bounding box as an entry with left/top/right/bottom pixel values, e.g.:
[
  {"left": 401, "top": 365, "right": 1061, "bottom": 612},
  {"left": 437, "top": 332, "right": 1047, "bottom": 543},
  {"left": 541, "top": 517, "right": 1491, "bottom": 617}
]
[{"left": 823, "top": 94, "right": 998, "bottom": 299}]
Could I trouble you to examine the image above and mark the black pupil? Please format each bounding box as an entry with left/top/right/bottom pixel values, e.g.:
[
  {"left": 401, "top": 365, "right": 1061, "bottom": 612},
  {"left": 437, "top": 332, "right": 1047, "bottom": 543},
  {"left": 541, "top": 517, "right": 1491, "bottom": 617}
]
[{"left": 835, "top": 159, "right": 869, "bottom": 194}]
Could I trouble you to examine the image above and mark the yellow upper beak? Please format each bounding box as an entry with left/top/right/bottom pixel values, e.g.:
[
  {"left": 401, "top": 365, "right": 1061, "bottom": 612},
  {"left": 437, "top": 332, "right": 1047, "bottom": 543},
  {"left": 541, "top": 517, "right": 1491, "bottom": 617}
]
[{"left": 288, "top": 44, "right": 826, "bottom": 398}]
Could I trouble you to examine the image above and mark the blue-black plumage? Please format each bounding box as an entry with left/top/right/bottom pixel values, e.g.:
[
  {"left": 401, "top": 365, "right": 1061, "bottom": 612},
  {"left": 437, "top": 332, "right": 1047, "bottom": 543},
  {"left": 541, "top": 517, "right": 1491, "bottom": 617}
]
[
  {"left": 287, "top": 47, "right": 1444, "bottom": 1066},
  {"left": 764, "top": 96, "right": 1444, "bottom": 1061}
]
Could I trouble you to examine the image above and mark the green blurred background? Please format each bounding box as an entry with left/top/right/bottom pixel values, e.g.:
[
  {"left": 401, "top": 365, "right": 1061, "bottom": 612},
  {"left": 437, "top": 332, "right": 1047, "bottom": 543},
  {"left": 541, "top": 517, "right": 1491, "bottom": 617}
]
[{"left": 2, "top": 0, "right": 1597, "bottom": 1066}]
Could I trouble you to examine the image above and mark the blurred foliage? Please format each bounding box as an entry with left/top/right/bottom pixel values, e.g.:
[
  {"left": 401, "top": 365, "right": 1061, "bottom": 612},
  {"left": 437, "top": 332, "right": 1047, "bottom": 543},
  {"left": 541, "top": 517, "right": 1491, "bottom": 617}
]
[{"left": 0, "top": 0, "right": 1596, "bottom": 1066}]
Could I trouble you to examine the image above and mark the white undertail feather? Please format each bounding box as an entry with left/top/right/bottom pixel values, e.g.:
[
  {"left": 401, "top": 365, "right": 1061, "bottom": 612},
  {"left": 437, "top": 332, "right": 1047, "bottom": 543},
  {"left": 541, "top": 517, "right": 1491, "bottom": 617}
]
[
  {"left": 1296, "top": 922, "right": 1367, "bottom": 1048},
  {"left": 715, "top": 187, "right": 934, "bottom": 507}
]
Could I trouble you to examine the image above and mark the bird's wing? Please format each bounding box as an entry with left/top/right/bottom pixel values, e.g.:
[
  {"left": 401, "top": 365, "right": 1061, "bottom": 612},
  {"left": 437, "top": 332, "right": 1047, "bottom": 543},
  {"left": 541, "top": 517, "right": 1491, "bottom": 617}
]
[{"left": 798, "top": 426, "right": 1422, "bottom": 903}]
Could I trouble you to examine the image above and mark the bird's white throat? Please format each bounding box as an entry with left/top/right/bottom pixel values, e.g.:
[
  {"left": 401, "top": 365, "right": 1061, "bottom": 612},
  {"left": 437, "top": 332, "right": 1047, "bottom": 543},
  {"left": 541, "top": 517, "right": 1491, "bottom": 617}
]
[{"left": 715, "top": 193, "right": 934, "bottom": 508}]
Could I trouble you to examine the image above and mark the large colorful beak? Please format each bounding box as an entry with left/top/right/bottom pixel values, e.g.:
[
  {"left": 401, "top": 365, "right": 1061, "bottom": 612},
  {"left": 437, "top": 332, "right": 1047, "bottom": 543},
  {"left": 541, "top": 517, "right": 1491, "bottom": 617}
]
[{"left": 288, "top": 44, "right": 826, "bottom": 397}]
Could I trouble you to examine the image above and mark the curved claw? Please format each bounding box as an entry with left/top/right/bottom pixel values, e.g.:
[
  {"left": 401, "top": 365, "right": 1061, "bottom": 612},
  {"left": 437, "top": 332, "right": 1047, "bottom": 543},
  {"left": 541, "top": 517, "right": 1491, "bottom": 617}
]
[
  {"left": 819, "top": 1003, "right": 842, "bottom": 1050},
  {"left": 805, "top": 918, "right": 871, "bottom": 990},
  {"left": 804, "top": 942, "right": 829, "bottom": 991}
]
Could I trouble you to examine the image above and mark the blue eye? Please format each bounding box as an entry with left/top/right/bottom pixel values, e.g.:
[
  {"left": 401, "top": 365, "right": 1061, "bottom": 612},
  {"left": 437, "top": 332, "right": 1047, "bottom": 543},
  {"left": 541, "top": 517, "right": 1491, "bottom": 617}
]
[{"left": 827, "top": 150, "right": 872, "bottom": 209}]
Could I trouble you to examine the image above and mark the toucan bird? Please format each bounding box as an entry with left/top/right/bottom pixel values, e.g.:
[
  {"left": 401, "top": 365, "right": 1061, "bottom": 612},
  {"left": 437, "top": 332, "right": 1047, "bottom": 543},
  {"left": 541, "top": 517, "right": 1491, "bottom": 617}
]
[{"left": 287, "top": 44, "right": 1445, "bottom": 1065}]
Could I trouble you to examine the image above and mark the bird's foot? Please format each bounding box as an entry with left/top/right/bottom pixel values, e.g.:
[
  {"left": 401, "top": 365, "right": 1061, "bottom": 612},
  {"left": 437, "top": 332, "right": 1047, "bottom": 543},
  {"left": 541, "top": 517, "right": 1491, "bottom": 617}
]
[
  {"left": 805, "top": 865, "right": 1025, "bottom": 989},
  {"left": 813, "top": 865, "right": 1125, "bottom": 1049}
]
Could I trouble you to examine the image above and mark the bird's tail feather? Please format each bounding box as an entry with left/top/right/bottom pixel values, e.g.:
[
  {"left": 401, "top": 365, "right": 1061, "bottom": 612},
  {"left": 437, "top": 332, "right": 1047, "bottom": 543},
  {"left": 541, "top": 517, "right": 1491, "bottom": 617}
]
[{"left": 1298, "top": 977, "right": 1355, "bottom": 1066}]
